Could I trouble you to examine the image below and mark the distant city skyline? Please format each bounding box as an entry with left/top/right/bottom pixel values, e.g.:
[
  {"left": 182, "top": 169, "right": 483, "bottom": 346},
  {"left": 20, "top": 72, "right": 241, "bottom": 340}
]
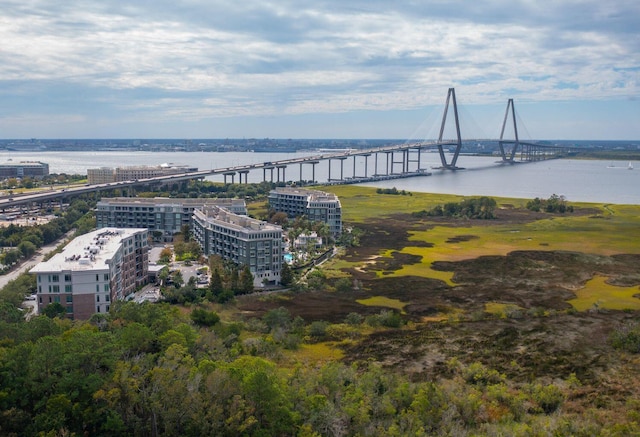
[{"left": 1, "top": 1, "right": 639, "bottom": 140}]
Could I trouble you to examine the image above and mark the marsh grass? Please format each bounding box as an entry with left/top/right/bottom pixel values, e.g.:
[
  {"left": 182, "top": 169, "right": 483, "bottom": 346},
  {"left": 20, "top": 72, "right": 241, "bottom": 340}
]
[
  {"left": 568, "top": 275, "right": 640, "bottom": 311},
  {"left": 356, "top": 296, "right": 408, "bottom": 314},
  {"left": 286, "top": 342, "right": 345, "bottom": 363},
  {"left": 319, "top": 186, "right": 640, "bottom": 284}
]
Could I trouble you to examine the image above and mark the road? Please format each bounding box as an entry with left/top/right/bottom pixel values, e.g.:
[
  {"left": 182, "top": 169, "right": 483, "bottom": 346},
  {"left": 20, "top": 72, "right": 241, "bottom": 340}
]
[
  {"left": 0, "top": 231, "right": 74, "bottom": 318},
  {"left": 0, "top": 232, "right": 74, "bottom": 290}
]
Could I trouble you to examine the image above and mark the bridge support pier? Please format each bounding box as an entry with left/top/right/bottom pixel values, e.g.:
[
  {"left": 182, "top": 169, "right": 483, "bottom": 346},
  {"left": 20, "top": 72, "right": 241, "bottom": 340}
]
[
  {"left": 338, "top": 157, "right": 346, "bottom": 180},
  {"left": 351, "top": 153, "right": 371, "bottom": 178},
  {"left": 407, "top": 147, "right": 422, "bottom": 172},
  {"left": 238, "top": 170, "right": 249, "bottom": 184},
  {"left": 297, "top": 161, "right": 320, "bottom": 184},
  {"left": 391, "top": 150, "right": 406, "bottom": 174},
  {"left": 263, "top": 166, "right": 275, "bottom": 182},
  {"left": 328, "top": 157, "right": 348, "bottom": 181},
  {"left": 276, "top": 165, "right": 287, "bottom": 182},
  {"left": 310, "top": 161, "right": 318, "bottom": 183},
  {"left": 223, "top": 172, "right": 235, "bottom": 184}
]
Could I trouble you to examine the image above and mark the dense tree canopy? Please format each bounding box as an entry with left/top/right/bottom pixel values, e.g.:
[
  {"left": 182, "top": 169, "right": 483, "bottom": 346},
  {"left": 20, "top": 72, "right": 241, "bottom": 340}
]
[{"left": 0, "top": 297, "right": 623, "bottom": 436}]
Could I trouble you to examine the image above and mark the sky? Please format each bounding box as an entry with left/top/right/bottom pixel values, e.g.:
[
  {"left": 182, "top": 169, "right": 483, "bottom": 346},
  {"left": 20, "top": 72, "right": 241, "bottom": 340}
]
[{"left": 0, "top": 1, "right": 639, "bottom": 140}]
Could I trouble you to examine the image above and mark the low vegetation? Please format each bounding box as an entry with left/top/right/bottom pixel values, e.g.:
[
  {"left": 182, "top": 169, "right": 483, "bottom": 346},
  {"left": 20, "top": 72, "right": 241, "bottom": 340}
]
[
  {"left": 413, "top": 195, "right": 497, "bottom": 219},
  {"left": 375, "top": 187, "right": 411, "bottom": 195},
  {"left": 526, "top": 193, "right": 574, "bottom": 213}
]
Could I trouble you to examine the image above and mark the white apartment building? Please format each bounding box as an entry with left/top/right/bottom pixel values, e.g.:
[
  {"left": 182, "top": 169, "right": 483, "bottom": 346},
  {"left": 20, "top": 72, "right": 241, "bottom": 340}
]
[
  {"left": 29, "top": 228, "right": 149, "bottom": 319},
  {"left": 192, "top": 206, "right": 283, "bottom": 287},
  {"left": 268, "top": 187, "right": 342, "bottom": 237},
  {"left": 87, "top": 163, "right": 197, "bottom": 184},
  {"left": 86, "top": 167, "right": 115, "bottom": 184},
  {"left": 96, "top": 197, "right": 247, "bottom": 241}
]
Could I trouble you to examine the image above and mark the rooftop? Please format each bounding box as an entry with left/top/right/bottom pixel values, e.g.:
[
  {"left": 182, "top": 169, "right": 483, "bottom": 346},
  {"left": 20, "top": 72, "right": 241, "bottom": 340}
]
[
  {"left": 197, "top": 206, "right": 282, "bottom": 232},
  {"left": 97, "top": 197, "right": 245, "bottom": 207},
  {"left": 30, "top": 228, "right": 147, "bottom": 273},
  {"left": 272, "top": 186, "right": 340, "bottom": 202}
]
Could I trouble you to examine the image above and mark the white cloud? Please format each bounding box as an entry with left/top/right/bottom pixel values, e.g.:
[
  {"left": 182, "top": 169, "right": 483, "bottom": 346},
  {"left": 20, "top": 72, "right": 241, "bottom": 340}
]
[{"left": 0, "top": 0, "right": 638, "bottom": 138}]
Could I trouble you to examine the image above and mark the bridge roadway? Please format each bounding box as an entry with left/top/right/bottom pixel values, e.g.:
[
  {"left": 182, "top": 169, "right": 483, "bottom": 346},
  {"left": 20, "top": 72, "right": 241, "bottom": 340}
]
[{"left": 0, "top": 139, "right": 565, "bottom": 210}]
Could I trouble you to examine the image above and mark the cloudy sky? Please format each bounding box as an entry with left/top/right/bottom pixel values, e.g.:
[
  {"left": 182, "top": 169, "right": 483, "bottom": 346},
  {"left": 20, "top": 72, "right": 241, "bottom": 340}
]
[{"left": 1, "top": 1, "right": 638, "bottom": 140}]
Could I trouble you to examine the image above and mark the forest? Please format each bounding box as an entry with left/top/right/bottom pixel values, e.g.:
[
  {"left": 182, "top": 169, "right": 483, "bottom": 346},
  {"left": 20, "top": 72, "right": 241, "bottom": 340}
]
[{"left": 0, "top": 300, "right": 612, "bottom": 437}]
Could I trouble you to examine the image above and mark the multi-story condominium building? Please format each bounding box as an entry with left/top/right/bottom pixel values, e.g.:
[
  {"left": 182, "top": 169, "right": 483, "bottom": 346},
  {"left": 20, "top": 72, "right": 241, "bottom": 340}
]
[
  {"left": 87, "top": 163, "right": 197, "bottom": 184},
  {"left": 0, "top": 161, "right": 49, "bottom": 179},
  {"left": 268, "top": 187, "right": 342, "bottom": 237},
  {"left": 86, "top": 167, "right": 114, "bottom": 184},
  {"left": 96, "top": 197, "right": 247, "bottom": 241},
  {"left": 29, "top": 228, "right": 149, "bottom": 320},
  {"left": 192, "top": 206, "right": 283, "bottom": 287}
]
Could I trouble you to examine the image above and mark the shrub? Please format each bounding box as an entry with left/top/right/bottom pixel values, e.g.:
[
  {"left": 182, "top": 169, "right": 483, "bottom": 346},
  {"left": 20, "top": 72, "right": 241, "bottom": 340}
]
[
  {"left": 345, "top": 312, "right": 364, "bottom": 325},
  {"left": 413, "top": 196, "right": 497, "bottom": 219},
  {"left": 528, "top": 383, "right": 565, "bottom": 414},
  {"left": 308, "top": 321, "right": 329, "bottom": 338},
  {"left": 526, "top": 194, "right": 574, "bottom": 214},
  {"left": 379, "top": 310, "right": 403, "bottom": 328},
  {"left": 334, "top": 277, "right": 352, "bottom": 292},
  {"left": 463, "top": 362, "right": 506, "bottom": 386},
  {"left": 191, "top": 308, "right": 220, "bottom": 327},
  {"left": 610, "top": 322, "right": 640, "bottom": 353}
]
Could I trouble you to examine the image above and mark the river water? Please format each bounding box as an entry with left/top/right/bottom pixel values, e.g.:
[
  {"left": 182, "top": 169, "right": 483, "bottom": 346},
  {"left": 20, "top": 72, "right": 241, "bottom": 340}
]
[{"left": 1, "top": 150, "right": 638, "bottom": 205}]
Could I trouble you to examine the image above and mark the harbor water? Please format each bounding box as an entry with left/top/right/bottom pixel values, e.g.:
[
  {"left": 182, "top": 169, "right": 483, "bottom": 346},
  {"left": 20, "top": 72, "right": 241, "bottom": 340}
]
[{"left": 0, "top": 150, "right": 638, "bottom": 205}]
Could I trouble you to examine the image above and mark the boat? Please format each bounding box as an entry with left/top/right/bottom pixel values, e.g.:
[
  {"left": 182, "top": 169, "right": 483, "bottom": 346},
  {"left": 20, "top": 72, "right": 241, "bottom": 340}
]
[{"left": 629, "top": 162, "right": 634, "bottom": 170}]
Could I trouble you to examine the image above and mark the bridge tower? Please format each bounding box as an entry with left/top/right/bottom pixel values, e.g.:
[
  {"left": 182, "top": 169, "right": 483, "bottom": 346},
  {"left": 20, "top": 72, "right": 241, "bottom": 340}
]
[
  {"left": 498, "top": 98, "right": 520, "bottom": 163},
  {"left": 437, "top": 88, "right": 463, "bottom": 170}
]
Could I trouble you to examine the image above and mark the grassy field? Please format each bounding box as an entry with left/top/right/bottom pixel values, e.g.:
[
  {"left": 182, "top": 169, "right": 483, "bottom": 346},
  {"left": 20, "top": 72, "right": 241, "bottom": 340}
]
[
  {"left": 241, "top": 186, "right": 640, "bottom": 321},
  {"left": 568, "top": 275, "right": 640, "bottom": 311},
  {"left": 355, "top": 296, "right": 408, "bottom": 313},
  {"left": 319, "top": 185, "right": 640, "bottom": 309}
]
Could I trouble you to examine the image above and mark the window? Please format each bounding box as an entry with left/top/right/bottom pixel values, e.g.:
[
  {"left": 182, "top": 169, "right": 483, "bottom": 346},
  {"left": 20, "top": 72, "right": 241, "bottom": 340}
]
[
  {"left": 66, "top": 295, "right": 73, "bottom": 303},
  {"left": 96, "top": 295, "right": 100, "bottom": 302},
  {"left": 96, "top": 306, "right": 100, "bottom": 313},
  {"left": 64, "top": 274, "right": 72, "bottom": 282},
  {"left": 52, "top": 285, "right": 60, "bottom": 293},
  {"left": 54, "top": 296, "right": 60, "bottom": 303},
  {"left": 65, "top": 285, "right": 72, "bottom": 293},
  {"left": 66, "top": 306, "right": 73, "bottom": 313},
  {"left": 104, "top": 284, "right": 110, "bottom": 292},
  {"left": 105, "top": 294, "right": 110, "bottom": 302}
]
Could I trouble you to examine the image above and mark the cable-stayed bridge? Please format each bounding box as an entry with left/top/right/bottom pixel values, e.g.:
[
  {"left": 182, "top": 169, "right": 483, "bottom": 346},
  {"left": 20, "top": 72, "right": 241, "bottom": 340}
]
[{"left": 0, "top": 88, "right": 572, "bottom": 208}]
